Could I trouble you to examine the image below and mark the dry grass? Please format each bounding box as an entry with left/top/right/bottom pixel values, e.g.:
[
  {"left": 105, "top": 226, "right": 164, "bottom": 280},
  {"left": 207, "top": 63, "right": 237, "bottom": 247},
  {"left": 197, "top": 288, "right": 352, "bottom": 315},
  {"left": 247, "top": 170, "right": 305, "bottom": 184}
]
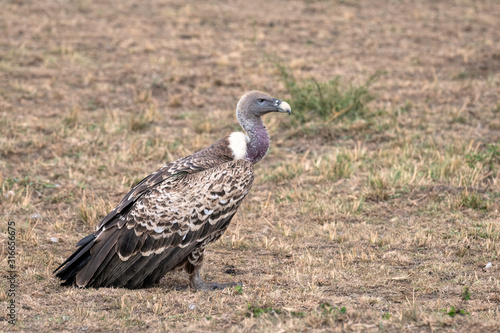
[{"left": 1, "top": 0, "right": 500, "bottom": 332}]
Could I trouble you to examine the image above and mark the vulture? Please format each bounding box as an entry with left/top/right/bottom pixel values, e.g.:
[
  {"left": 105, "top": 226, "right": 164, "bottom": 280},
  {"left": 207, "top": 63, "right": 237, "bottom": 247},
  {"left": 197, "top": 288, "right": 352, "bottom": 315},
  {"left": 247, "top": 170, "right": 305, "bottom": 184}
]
[{"left": 54, "top": 91, "right": 291, "bottom": 290}]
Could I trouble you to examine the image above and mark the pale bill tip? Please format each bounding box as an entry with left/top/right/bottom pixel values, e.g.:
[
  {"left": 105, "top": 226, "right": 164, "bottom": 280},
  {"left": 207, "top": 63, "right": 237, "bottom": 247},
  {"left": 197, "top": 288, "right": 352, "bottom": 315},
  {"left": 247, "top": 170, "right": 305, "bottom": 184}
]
[{"left": 279, "top": 101, "right": 291, "bottom": 115}]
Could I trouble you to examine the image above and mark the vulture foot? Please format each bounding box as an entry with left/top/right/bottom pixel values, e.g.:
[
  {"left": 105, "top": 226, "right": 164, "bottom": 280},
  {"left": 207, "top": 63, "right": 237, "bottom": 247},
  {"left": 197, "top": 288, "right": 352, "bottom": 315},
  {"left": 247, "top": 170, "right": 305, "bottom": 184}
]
[{"left": 189, "top": 265, "right": 241, "bottom": 291}]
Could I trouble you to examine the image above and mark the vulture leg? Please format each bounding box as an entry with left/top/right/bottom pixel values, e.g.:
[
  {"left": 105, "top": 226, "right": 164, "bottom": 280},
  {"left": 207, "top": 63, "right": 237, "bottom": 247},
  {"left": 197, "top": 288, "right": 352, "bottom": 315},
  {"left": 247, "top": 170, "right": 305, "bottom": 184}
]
[
  {"left": 186, "top": 249, "right": 240, "bottom": 291},
  {"left": 189, "top": 263, "right": 240, "bottom": 291}
]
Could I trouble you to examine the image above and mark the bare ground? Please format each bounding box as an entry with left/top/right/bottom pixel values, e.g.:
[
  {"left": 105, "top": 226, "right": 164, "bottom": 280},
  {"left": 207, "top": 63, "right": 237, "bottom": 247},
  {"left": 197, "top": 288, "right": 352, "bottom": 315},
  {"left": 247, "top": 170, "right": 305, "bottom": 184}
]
[{"left": 1, "top": 0, "right": 500, "bottom": 332}]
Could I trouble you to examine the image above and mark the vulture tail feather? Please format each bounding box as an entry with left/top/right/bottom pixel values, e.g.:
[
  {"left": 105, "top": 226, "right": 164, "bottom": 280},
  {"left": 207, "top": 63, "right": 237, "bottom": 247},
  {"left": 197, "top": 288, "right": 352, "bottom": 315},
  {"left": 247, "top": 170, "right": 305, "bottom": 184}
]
[
  {"left": 98, "top": 251, "right": 144, "bottom": 287},
  {"left": 88, "top": 250, "right": 117, "bottom": 287},
  {"left": 54, "top": 233, "right": 96, "bottom": 285},
  {"left": 75, "top": 228, "right": 121, "bottom": 287}
]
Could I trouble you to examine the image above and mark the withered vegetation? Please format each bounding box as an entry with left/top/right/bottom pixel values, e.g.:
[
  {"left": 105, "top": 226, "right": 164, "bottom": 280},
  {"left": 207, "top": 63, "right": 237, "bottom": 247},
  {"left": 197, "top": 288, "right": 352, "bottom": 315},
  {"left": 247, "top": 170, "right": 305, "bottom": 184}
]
[{"left": 1, "top": 0, "right": 499, "bottom": 332}]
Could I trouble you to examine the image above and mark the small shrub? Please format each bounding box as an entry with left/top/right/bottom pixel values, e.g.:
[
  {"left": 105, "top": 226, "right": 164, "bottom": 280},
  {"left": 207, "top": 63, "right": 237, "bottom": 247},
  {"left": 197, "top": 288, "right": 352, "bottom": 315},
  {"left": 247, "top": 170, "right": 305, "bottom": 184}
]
[{"left": 276, "top": 63, "right": 377, "bottom": 123}]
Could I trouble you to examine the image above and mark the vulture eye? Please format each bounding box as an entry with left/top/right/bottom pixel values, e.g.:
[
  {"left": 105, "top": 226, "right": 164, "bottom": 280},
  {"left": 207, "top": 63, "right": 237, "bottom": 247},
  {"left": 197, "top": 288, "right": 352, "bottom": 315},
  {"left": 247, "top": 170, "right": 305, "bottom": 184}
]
[{"left": 257, "top": 99, "right": 265, "bottom": 105}]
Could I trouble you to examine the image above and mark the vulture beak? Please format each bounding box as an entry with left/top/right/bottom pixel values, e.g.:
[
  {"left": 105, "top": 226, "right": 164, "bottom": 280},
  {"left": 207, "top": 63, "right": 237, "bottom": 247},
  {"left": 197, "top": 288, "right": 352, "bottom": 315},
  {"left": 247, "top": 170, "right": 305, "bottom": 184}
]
[{"left": 273, "top": 99, "right": 292, "bottom": 115}]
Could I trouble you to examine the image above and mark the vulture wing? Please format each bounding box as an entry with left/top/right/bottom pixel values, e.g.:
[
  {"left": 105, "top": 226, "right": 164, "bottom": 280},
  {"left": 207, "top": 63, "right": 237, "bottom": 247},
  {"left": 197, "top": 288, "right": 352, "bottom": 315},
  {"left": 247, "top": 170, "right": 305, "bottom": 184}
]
[
  {"left": 96, "top": 137, "right": 233, "bottom": 230},
  {"left": 57, "top": 158, "right": 253, "bottom": 288}
]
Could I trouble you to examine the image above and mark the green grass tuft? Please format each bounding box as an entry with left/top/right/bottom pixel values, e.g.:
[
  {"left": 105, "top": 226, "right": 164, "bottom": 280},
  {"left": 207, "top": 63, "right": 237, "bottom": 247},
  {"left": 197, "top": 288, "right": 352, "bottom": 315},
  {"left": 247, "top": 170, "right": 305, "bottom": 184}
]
[
  {"left": 276, "top": 63, "right": 377, "bottom": 123},
  {"left": 462, "top": 286, "right": 471, "bottom": 301},
  {"left": 246, "top": 304, "right": 280, "bottom": 317},
  {"left": 441, "top": 306, "right": 469, "bottom": 317},
  {"left": 319, "top": 302, "right": 347, "bottom": 315},
  {"left": 128, "top": 103, "right": 158, "bottom": 132},
  {"left": 459, "top": 190, "right": 489, "bottom": 211},
  {"left": 234, "top": 285, "right": 243, "bottom": 295}
]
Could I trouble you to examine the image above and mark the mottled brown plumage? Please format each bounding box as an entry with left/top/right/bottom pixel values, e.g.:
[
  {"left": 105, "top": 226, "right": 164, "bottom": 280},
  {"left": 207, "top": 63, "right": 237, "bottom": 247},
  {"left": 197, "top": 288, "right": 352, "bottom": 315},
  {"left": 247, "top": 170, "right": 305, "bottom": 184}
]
[{"left": 54, "top": 91, "right": 291, "bottom": 290}]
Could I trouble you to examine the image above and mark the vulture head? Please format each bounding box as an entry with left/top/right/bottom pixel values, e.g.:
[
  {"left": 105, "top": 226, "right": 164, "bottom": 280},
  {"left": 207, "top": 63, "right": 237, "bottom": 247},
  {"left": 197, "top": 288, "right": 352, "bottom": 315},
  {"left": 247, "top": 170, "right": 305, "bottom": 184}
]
[
  {"left": 232, "top": 91, "right": 291, "bottom": 164},
  {"left": 236, "top": 91, "right": 291, "bottom": 122}
]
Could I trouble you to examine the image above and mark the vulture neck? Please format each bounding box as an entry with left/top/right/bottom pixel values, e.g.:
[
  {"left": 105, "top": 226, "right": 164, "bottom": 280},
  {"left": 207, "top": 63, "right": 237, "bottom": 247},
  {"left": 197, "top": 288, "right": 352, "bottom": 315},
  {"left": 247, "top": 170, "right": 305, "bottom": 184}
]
[{"left": 238, "top": 114, "right": 270, "bottom": 164}]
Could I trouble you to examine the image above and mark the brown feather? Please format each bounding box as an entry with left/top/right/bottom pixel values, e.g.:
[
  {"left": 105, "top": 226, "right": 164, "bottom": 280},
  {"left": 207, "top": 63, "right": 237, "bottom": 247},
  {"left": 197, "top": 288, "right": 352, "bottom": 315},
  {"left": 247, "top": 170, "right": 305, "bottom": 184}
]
[
  {"left": 96, "top": 137, "right": 234, "bottom": 231},
  {"left": 75, "top": 228, "right": 120, "bottom": 287},
  {"left": 56, "top": 153, "right": 253, "bottom": 288}
]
